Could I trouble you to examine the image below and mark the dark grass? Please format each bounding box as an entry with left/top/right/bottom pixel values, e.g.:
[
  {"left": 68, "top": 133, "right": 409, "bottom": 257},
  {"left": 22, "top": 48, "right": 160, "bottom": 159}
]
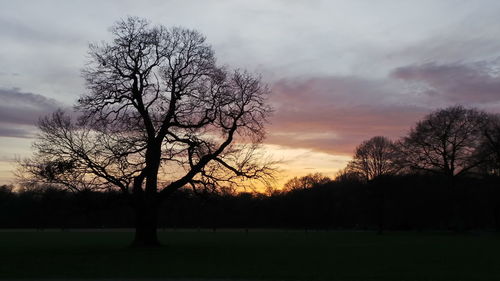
[{"left": 1, "top": 230, "right": 500, "bottom": 280}]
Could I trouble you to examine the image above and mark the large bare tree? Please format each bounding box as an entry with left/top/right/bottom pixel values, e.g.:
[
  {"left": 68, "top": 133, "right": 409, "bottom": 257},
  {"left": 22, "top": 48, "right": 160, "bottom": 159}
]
[
  {"left": 18, "top": 17, "right": 274, "bottom": 246},
  {"left": 397, "top": 106, "right": 488, "bottom": 181}
]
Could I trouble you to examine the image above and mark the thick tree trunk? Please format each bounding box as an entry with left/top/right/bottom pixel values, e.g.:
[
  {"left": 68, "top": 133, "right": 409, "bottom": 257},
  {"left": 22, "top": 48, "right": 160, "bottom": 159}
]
[{"left": 131, "top": 198, "right": 160, "bottom": 247}]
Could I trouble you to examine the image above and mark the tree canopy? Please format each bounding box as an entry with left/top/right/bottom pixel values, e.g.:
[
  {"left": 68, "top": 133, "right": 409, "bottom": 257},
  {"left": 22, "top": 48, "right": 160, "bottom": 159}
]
[
  {"left": 18, "top": 17, "right": 275, "bottom": 246},
  {"left": 397, "top": 106, "right": 488, "bottom": 178},
  {"left": 347, "top": 136, "right": 398, "bottom": 181}
]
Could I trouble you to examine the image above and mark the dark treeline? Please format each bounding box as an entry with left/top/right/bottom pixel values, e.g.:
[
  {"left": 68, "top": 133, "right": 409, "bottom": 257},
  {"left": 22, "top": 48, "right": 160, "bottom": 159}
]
[
  {"left": 7, "top": 105, "right": 500, "bottom": 232},
  {"left": 2, "top": 173, "right": 500, "bottom": 231}
]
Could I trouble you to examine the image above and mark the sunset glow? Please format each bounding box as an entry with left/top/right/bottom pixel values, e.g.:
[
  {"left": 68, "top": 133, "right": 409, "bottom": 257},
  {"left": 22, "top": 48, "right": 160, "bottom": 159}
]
[{"left": 2, "top": 1, "right": 500, "bottom": 189}]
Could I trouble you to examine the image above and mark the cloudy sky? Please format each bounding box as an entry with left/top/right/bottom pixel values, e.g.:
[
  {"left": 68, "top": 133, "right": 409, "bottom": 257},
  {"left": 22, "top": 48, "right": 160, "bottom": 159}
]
[{"left": 2, "top": 0, "right": 500, "bottom": 185}]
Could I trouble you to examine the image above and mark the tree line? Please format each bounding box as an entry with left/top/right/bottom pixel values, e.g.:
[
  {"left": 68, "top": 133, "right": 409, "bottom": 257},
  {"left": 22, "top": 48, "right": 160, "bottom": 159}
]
[
  {"left": 4, "top": 105, "right": 500, "bottom": 232},
  {"left": 2, "top": 173, "right": 500, "bottom": 231}
]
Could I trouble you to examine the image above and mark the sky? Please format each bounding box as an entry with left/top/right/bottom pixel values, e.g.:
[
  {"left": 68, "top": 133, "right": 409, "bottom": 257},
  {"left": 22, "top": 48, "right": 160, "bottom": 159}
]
[{"left": 2, "top": 0, "right": 500, "bottom": 186}]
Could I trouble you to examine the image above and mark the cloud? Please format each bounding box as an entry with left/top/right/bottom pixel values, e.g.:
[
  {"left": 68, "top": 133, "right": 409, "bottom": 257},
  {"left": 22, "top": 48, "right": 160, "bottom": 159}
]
[
  {"left": 391, "top": 59, "right": 500, "bottom": 104},
  {"left": 0, "top": 17, "right": 86, "bottom": 46},
  {"left": 0, "top": 88, "right": 62, "bottom": 125},
  {"left": 0, "top": 126, "right": 34, "bottom": 139},
  {"left": 0, "top": 72, "right": 19, "bottom": 76},
  {"left": 268, "top": 77, "right": 428, "bottom": 155},
  {"left": 268, "top": 58, "right": 500, "bottom": 155},
  {"left": 0, "top": 88, "right": 65, "bottom": 137}
]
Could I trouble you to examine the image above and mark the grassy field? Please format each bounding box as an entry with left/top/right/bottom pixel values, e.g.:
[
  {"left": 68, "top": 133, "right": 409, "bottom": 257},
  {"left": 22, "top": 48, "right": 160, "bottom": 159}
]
[{"left": 0, "top": 230, "right": 499, "bottom": 280}]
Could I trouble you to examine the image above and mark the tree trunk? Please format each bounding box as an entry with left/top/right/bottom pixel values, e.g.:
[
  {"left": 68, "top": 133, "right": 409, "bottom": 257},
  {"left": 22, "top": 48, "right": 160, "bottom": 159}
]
[{"left": 131, "top": 198, "right": 160, "bottom": 247}]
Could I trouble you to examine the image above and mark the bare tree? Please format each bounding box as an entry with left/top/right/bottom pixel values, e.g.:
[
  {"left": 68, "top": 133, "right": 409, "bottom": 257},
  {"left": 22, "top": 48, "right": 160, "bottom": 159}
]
[
  {"left": 18, "top": 17, "right": 274, "bottom": 247},
  {"left": 397, "top": 106, "right": 488, "bottom": 181},
  {"left": 477, "top": 113, "right": 500, "bottom": 176},
  {"left": 347, "top": 136, "right": 398, "bottom": 181}
]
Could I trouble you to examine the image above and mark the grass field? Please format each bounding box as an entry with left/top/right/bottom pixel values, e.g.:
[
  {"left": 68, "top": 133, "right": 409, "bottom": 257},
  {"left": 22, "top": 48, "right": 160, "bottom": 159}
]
[{"left": 0, "top": 230, "right": 499, "bottom": 280}]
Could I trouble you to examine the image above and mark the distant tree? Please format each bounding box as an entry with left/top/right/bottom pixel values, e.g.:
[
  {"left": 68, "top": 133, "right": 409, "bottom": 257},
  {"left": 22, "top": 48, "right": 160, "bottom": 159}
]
[
  {"left": 282, "top": 173, "right": 331, "bottom": 192},
  {"left": 0, "top": 184, "right": 13, "bottom": 194},
  {"left": 18, "top": 17, "right": 274, "bottom": 247},
  {"left": 347, "top": 136, "right": 398, "bottom": 181},
  {"left": 477, "top": 113, "right": 500, "bottom": 176},
  {"left": 0, "top": 184, "right": 14, "bottom": 203},
  {"left": 397, "top": 106, "right": 488, "bottom": 180}
]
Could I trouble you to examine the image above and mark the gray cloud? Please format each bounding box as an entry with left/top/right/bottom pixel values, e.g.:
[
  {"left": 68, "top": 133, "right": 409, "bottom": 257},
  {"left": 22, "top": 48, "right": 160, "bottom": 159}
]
[
  {"left": 0, "top": 72, "right": 19, "bottom": 77},
  {"left": 0, "top": 88, "right": 65, "bottom": 137},
  {"left": 0, "top": 17, "right": 87, "bottom": 47},
  {"left": 268, "top": 58, "right": 500, "bottom": 155},
  {"left": 0, "top": 126, "right": 34, "bottom": 139},
  {"left": 392, "top": 59, "right": 500, "bottom": 104}
]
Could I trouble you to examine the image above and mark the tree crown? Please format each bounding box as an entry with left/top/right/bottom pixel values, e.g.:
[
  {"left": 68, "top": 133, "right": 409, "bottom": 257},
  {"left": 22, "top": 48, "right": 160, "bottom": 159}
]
[{"left": 19, "top": 17, "right": 275, "bottom": 195}]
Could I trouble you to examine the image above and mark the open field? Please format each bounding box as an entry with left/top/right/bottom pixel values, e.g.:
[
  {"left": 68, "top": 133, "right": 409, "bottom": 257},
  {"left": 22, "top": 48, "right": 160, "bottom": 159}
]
[{"left": 0, "top": 230, "right": 499, "bottom": 280}]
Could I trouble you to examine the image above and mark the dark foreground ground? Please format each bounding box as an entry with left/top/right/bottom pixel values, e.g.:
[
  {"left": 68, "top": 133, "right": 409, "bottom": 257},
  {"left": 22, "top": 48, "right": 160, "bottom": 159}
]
[{"left": 0, "top": 230, "right": 499, "bottom": 280}]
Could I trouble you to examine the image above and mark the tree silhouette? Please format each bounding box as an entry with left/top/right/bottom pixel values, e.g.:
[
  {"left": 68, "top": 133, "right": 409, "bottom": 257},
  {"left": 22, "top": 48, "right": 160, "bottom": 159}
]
[
  {"left": 397, "top": 106, "right": 488, "bottom": 180},
  {"left": 18, "top": 17, "right": 274, "bottom": 247},
  {"left": 347, "top": 136, "right": 398, "bottom": 181},
  {"left": 282, "top": 173, "right": 331, "bottom": 192},
  {"left": 396, "top": 106, "right": 488, "bottom": 230},
  {"left": 479, "top": 113, "right": 500, "bottom": 176}
]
